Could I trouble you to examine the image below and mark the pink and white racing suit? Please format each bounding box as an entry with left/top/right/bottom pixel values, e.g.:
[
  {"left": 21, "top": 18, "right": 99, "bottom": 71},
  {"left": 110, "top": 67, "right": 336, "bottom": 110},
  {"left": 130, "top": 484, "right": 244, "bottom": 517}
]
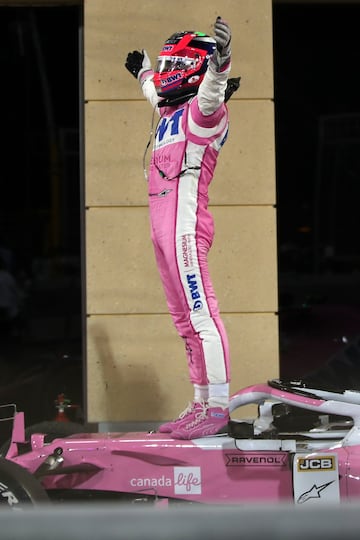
[{"left": 140, "top": 61, "right": 230, "bottom": 387}]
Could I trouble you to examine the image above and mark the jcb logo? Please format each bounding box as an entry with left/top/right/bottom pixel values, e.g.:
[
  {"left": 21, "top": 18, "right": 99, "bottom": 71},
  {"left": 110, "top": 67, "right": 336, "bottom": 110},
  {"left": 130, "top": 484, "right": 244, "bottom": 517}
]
[{"left": 297, "top": 456, "right": 335, "bottom": 472}]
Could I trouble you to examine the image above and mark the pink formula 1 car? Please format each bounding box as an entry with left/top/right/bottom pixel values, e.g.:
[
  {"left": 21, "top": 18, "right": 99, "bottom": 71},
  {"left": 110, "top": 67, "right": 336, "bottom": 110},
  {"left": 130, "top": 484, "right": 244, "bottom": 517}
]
[{"left": 1, "top": 379, "right": 360, "bottom": 509}]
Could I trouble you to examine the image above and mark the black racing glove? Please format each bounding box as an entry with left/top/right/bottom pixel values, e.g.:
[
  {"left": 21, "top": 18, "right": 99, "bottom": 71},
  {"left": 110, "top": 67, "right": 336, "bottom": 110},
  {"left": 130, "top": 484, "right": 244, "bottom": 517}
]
[{"left": 125, "top": 50, "right": 151, "bottom": 79}]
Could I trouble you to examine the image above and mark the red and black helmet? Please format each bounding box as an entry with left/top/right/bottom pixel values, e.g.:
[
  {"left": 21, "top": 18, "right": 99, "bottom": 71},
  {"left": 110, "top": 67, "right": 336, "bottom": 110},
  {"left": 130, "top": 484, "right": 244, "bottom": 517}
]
[{"left": 153, "top": 31, "right": 216, "bottom": 98}]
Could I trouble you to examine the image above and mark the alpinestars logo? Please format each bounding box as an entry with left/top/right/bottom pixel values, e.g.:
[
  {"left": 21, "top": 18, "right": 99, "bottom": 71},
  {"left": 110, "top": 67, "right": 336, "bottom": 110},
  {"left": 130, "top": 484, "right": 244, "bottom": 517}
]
[
  {"left": 149, "top": 189, "right": 172, "bottom": 197},
  {"left": 297, "top": 481, "right": 334, "bottom": 504}
]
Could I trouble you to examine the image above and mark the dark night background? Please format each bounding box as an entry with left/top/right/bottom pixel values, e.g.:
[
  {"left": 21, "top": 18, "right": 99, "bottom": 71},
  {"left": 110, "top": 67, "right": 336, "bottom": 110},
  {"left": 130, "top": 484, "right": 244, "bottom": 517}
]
[
  {"left": 1, "top": 3, "right": 360, "bottom": 428},
  {"left": 0, "top": 6, "right": 83, "bottom": 426},
  {"left": 274, "top": 2, "right": 360, "bottom": 388}
]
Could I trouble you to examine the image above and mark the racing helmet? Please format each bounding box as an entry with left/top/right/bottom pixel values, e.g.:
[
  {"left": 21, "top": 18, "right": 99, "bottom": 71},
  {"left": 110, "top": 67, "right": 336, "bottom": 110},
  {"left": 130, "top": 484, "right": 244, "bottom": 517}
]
[{"left": 153, "top": 31, "right": 216, "bottom": 99}]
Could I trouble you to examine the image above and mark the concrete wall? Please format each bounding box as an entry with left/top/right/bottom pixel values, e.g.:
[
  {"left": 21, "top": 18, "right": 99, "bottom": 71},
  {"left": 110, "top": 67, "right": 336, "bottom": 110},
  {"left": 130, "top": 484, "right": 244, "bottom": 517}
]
[{"left": 84, "top": 0, "right": 278, "bottom": 422}]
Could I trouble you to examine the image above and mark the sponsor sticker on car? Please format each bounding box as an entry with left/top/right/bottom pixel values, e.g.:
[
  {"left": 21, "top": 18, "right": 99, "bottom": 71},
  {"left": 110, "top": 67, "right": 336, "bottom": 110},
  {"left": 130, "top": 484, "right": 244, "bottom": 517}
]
[
  {"left": 292, "top": 454, "right": 340, "bottom": 504},
  {"left": 225, "top": 453, "right": 287, "bottom": 466}
]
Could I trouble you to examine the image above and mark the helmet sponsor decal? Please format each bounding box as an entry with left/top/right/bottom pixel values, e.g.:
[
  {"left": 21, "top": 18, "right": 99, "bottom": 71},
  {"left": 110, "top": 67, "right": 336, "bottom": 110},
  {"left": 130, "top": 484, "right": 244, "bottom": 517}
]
[
  {"left": 161, "top": 73, "right": 182, "bottom": 87},
  {"left": 188, "top": 75, "right": 200, "bottom": 84}
]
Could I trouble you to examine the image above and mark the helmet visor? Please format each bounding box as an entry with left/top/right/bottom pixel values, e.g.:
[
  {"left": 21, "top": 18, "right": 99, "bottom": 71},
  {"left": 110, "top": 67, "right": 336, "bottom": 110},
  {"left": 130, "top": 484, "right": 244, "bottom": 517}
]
[{"left": 155, "top": 55, "right": 200, "bottom": 73}]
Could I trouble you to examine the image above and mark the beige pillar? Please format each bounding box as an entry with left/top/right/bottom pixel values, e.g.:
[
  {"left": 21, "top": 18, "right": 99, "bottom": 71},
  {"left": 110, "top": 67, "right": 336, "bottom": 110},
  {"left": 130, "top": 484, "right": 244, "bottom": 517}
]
[{"left": 84, "top": 0, "right": 278, "bottom": 422}]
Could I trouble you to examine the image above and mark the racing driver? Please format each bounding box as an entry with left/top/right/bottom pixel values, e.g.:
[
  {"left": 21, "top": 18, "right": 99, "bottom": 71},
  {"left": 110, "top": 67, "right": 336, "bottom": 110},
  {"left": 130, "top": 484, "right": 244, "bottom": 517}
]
[{"left": 125, "top": 17, "right": 239, "bottom": 439}]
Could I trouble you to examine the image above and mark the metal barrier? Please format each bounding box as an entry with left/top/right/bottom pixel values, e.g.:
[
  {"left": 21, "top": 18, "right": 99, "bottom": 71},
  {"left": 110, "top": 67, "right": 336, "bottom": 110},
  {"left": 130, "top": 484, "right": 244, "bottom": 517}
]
[{"left": 1, "top": 503, "right": 360, "bottom": 540}]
